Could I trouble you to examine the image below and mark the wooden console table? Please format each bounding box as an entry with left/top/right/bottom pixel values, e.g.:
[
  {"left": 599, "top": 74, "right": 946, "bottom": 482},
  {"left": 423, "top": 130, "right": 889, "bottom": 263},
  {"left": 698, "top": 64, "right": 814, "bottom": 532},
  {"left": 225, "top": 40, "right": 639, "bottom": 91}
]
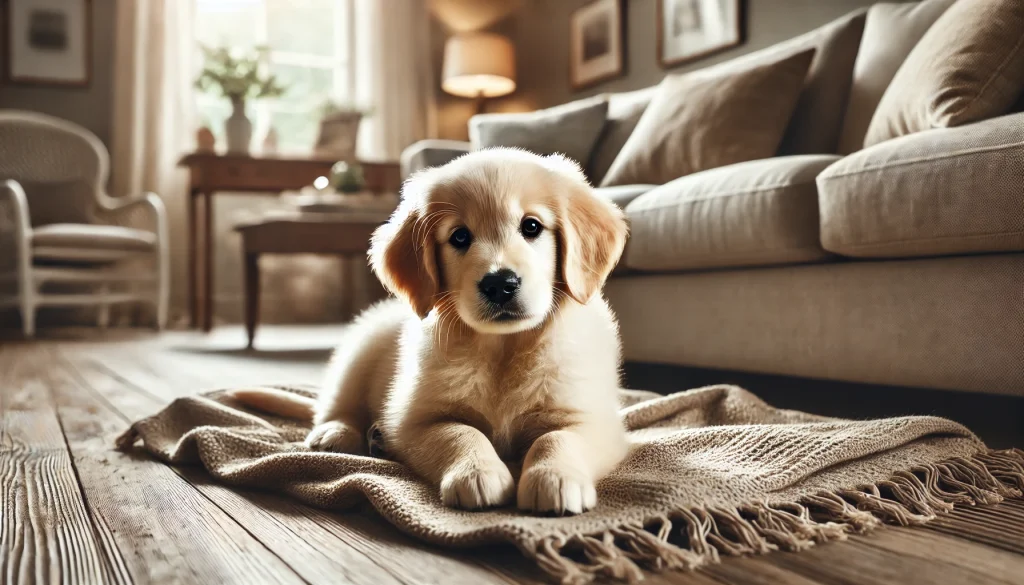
[{"left": 178, "top": 153, "right": 401, "bottom": 331}]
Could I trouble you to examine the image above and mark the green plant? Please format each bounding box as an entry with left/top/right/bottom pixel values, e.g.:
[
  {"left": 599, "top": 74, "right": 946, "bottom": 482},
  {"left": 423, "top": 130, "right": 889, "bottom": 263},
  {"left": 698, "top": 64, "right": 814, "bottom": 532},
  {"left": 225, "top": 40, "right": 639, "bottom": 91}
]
[
  {"left": 195, "top": 45, "right": 286, "bottom": 101},
  {"left": 329, "top": 161, "right": 365, "bottom": 194}
]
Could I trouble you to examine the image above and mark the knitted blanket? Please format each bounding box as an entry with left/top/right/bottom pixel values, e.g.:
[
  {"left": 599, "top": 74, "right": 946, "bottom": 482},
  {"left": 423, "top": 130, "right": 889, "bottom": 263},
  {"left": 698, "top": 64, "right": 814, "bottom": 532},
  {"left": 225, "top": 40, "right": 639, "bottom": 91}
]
[{"left": 116, "top": 384, "right": 1024, "bottom": 584}]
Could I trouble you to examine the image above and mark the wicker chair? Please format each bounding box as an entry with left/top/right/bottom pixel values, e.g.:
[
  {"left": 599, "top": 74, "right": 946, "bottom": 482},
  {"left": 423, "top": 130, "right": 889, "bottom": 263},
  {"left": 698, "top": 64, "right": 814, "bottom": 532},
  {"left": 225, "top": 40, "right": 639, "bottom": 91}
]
[{"left": 0, "top": 110, "right": 169, "bottom": 336}]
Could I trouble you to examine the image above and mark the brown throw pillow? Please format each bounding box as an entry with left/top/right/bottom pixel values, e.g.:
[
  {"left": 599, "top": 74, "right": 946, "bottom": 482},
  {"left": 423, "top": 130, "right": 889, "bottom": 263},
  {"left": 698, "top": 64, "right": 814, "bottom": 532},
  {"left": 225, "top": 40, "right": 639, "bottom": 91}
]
[
  {"left": 863, "top": 0, "right": 1024, "bottom": 148},
  {"left": 600, "top": 49, "right": 815, "bottom": 187},
  {"left": 836, "top": 0, "right": 956, "bottom": 155}
]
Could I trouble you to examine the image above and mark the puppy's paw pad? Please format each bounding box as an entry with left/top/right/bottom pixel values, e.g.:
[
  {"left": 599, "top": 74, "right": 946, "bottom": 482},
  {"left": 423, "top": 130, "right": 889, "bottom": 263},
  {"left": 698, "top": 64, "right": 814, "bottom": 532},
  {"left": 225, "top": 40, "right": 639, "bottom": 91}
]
[
  {"left": 440, "top": 463, "right": 515, "bottom": 510},
  {"left": 306, "top": 421, "right": 364, "bottom": 454},
  {"left": 517, "top": 467, "right": 596, "bottom": 515}
]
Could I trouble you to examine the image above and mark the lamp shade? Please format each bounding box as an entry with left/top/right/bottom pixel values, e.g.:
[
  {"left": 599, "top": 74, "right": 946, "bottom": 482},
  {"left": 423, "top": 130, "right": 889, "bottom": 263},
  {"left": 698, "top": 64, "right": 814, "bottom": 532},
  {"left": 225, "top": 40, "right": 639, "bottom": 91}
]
[{"left": 442, "top": 33, "right": 516, "bottom": 98}]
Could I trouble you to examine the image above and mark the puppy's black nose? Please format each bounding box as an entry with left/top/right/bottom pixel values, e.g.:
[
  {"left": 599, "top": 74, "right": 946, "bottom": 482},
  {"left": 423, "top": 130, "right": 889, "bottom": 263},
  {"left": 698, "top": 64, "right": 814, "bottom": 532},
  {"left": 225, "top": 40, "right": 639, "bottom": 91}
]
[{"left": 478, "top": 269, "right": 521, "bottom": 306}]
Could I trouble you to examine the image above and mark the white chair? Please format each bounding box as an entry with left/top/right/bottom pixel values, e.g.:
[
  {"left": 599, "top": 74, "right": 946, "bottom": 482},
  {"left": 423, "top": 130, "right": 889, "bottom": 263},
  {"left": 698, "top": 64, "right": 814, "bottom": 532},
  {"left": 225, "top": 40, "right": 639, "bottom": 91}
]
[{"left": 0, "top": 110, "right": 169, "bottom": 337}]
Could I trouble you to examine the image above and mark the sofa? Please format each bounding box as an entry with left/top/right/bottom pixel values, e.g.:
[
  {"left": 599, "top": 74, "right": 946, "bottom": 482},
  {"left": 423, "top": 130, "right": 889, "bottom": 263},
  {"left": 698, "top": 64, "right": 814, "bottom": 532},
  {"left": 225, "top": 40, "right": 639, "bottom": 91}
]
[{"left": 401, "top": 0, "right": 1024, "bottom": 397}]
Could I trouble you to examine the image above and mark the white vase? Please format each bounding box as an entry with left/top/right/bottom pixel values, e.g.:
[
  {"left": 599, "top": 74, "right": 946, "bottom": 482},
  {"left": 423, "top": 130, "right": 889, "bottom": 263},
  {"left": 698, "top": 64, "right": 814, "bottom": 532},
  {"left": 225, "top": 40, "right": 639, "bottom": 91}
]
[{"left": 225, "top": 96, "right": 252, "bottom": 154}]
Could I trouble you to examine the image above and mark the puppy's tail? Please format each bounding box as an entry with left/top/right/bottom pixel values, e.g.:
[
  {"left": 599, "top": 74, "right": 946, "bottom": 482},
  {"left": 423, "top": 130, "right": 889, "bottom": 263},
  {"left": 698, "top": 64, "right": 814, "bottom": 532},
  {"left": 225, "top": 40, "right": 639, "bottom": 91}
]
[{"left": 229, "top": 387, "right": 316, "bottom": 421}]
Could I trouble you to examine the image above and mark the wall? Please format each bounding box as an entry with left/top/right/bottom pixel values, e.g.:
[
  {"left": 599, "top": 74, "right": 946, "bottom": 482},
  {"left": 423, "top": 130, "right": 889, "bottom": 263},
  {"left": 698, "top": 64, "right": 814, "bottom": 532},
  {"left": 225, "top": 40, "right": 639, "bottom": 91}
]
[
  {"left": 0, "top": 0, "right": 117, "bottom": 147},
  {"left": 499, "top": 0, "right": 907, "bottom": 113}
]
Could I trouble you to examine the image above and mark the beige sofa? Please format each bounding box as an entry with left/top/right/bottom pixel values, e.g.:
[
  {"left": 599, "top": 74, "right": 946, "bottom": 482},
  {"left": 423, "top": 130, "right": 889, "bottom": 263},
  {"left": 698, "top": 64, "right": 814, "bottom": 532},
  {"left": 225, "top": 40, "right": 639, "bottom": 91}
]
[{"left": 401, "top": 1, "right": 1024, "bottom": 397}]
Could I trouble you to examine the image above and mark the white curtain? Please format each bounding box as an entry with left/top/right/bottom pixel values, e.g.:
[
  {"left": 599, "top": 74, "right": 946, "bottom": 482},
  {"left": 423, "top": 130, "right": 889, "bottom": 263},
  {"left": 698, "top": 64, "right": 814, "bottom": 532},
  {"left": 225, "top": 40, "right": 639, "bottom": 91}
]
[
  {"left": 352, "top": 0, "right": 437, "bottom": 161},
  {"left": 111, "top": 0, "right": 195, "bottom": 317}
]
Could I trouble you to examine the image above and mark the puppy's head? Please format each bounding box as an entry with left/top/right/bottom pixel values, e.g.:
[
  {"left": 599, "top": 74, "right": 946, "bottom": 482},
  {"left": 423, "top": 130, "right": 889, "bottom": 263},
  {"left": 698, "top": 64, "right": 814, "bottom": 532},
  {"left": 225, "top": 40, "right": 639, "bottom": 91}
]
[{"left": 370, "top": 148, "right": 627, "bottom": 334}]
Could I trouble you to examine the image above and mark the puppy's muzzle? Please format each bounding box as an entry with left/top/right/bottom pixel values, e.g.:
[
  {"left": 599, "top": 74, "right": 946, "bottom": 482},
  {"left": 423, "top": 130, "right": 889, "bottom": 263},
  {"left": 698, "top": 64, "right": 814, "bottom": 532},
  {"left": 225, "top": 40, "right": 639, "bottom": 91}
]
[{"left": 478, "top": 269, "right": 521, "bottom": 308}]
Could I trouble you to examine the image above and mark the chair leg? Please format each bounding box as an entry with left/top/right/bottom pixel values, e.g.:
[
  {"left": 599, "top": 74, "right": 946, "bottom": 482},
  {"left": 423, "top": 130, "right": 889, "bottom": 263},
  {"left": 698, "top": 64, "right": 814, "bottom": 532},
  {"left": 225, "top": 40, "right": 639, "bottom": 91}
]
[
  {"left": 97, "top": 284, "right": 110, "bottom": 328},
  {"left": 155, "top": 239, "right": 170, "bottom": 331},
  {"left": 20, "top": 299, "right": 36, "bottom": 338},
  {"left": 19, "top": 272, "right": 36, "bottom": 338}
]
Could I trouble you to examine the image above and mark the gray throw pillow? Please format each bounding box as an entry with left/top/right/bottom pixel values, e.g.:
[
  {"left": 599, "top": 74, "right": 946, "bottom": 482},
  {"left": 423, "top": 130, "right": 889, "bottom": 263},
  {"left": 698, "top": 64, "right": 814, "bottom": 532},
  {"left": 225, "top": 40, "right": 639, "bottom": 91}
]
[{"left": 468, "top": 97, "right": 609, "bottom": 175}]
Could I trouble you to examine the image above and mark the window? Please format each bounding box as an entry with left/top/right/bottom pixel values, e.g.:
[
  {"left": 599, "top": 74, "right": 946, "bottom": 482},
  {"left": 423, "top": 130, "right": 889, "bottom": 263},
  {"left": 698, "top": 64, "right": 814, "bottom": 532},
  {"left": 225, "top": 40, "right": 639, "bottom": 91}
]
[{"left": 194, "top": 0, "right": 353, "bottom": 154}]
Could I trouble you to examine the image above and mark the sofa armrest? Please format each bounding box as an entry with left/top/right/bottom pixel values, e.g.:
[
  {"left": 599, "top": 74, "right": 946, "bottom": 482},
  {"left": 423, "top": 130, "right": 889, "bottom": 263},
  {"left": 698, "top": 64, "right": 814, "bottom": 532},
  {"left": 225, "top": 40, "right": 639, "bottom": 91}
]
[
  {"left": 817, "top": 111, "right": 1024, "bottom": 258},
  {"left": 400, "top": 140, "right": 471, "bottom": 179}
]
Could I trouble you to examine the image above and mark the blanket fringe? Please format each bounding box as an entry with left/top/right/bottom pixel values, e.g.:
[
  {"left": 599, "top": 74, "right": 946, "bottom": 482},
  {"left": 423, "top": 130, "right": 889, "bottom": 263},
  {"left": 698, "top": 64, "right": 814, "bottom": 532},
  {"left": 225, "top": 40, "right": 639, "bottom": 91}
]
[{"left": 529, "top": 448, "right": 1024, "bottom": 585}]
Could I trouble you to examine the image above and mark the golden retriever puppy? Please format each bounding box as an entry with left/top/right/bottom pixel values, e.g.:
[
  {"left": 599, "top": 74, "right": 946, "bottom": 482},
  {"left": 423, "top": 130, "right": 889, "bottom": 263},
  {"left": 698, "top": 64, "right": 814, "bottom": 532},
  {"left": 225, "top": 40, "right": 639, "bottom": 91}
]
[{"left": 235, "top": 148, "right": 629, "bottom": 514}]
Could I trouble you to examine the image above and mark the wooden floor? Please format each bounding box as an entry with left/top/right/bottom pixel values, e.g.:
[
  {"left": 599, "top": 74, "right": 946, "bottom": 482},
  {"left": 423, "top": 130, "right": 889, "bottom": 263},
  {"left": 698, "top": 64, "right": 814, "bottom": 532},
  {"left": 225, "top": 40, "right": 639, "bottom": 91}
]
[{"left": 3, "top": 326, "right": 1024, "bottom": 585}]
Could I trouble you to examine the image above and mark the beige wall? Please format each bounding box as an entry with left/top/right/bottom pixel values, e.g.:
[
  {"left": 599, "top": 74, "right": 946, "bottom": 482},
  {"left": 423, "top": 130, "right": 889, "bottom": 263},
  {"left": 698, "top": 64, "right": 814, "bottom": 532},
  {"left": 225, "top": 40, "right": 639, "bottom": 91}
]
[{"left": 0, "top": 0, "right": 117, "bottom": 147}]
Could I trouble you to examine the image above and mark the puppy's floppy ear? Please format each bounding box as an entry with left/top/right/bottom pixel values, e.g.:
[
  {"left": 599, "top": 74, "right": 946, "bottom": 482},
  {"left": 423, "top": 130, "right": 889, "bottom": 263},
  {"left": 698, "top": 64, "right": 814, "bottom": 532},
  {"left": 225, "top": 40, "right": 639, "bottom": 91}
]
[
  {"left": 546, "top": 154, "right": 628, "bottom": 305},
  {"left": 369, "top": 171, "right": 441, "bottom": 318}
]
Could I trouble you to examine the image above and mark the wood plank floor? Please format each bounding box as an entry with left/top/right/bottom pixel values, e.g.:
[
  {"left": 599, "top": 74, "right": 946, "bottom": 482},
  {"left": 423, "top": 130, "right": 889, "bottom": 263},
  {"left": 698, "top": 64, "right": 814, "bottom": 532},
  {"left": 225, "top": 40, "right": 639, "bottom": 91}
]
[{"left": 3, "top": 326, "right": 1023, "bottom": 585}]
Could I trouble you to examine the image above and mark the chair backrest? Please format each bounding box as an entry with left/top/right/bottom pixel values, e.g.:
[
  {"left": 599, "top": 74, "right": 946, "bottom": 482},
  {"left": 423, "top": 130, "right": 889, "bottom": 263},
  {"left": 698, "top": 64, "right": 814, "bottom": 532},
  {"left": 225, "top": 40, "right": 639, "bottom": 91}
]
[{"left": 0, "top": 110, "right": 108, "bottom": 226}]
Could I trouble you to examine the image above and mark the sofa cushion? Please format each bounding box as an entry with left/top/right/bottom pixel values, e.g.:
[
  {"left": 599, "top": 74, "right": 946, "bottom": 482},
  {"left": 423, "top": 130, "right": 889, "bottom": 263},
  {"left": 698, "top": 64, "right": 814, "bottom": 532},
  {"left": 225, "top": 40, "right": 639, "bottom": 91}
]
[
  {"left": 468, "top": 96, "right": 608, "bottom": 172},
  {"left": 32, "top": 224, "right": 157, "bottom": 251},
  {"left": 601, "top": 50, "right": 815, "bottom": 188},
  {"left": 587, "top": 87, "right": 657, "bottom": 185},
  {"left": 771, "top": 9, "right": 867, "bottom": 155},
  {"left": 622, "top": 155, "right": 839, "bottom": 272},
  {"left": 817, "top": 112, "right": 1024, "bottom": 258},
  {"left": 594, "top": 184, "right": 655, "bottom": 209},
  {"left": 837, "top": 0, "right": 956, "bottom": 154},
  {"left": 864, "top": 0, "right": 1024, "bottom": 148}
]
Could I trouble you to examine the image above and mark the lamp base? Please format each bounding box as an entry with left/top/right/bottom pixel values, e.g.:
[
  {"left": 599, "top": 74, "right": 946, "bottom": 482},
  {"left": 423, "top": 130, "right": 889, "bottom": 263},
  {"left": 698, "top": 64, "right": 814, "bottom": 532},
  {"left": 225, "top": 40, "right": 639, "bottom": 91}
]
[{"left": 473, "top": 93, "right": 486, "bottom": 115}]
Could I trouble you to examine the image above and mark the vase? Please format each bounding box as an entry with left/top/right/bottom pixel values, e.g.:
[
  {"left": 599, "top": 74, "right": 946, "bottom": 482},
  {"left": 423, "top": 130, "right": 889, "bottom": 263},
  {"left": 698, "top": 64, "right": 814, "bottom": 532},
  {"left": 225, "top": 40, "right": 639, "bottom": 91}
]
[
  {"left": 225, "top": 96, "right": 252, "bottom": 154},
  {"left": 195, "top": 126, "right": 216, "bottom": 152}
]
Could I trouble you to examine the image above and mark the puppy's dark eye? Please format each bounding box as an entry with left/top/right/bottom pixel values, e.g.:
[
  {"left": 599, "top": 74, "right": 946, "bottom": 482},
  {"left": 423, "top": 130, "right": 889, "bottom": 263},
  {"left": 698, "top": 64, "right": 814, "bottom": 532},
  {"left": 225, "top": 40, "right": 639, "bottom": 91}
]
[
  {"left": 521, "top": 217, "right": 543, "bottom": 239},
  {"left": 449, "top": 227, "right": 472, "bottom": 249}
]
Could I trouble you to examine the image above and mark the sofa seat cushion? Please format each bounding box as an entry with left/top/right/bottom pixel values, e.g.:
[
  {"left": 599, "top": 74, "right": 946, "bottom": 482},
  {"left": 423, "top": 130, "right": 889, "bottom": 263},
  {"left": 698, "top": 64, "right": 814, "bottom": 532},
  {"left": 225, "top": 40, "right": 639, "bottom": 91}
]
[
  {"left": 33, "top": 224, "right": 157, "bottom": 251},
  {"left": 594, "top": 184, "right": 656, "bottom": 209},
  {"left": 622, "top": 155, "right": 839, "bottom": 271},
  {"left": 817, "top": 112, "right": 1024, "bottom": 258}
]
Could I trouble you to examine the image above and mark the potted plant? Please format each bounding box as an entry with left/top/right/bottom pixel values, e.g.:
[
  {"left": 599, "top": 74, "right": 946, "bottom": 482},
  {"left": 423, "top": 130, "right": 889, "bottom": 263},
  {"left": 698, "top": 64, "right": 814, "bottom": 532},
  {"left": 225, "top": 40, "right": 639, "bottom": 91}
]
[
  {"left": 195, "top": 45, "right": 286, "bottom": 154},
  {"left": 329, "top": 161, "right": 365, "bottom": 194},
  {"left": 313, "top": 101, "right": 373, "bottom": 162}
]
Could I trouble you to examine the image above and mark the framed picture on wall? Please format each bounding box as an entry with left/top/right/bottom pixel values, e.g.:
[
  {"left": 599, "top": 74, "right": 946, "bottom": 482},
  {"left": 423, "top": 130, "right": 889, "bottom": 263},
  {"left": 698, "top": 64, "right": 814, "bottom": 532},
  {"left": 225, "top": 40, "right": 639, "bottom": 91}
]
[
  {"left": 4, "top": 0, "right": 92, "bottom": 86},
  {"left": 658, "top": 0, "right": 742, "bottom": 68},
  {"left": 569, "top": 0, "right": 625, "bottom": 90}
]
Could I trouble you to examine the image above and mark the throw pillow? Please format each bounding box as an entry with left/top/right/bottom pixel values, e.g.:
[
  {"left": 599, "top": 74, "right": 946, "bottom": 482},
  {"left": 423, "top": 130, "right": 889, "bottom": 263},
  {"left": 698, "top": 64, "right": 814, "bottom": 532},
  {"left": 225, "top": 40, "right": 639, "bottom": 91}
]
[
  {"left": 836, "top": 0, "right": 957, "bottom": 154},
  {"left": 600, "top": 49, "right": 815, "bottom": 187},
  {"left": 586, "top": 87, "right": 656, "bottom": 185},
  {"left": 863, "top": 0, "right": 1024, "bottom": 148},
  {"left": 468, "top": 96, "right": 609, "bottom": 173}
]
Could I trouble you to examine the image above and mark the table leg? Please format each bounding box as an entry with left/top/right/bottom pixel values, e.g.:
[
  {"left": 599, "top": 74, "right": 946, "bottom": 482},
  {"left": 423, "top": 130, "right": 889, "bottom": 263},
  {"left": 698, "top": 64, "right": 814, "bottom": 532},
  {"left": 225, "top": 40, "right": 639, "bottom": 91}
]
[
  {"left": 244, "top": 251, "right": 260, "bottom": 349},
  {"left": 341, "top": 255, "right": 356, "bottom": 321},
  {"left": 202, "top": 191, "right": 214, "bottom": 332},
  {"left": 188, "top": 188, "right": 198, "bottom": 328}
]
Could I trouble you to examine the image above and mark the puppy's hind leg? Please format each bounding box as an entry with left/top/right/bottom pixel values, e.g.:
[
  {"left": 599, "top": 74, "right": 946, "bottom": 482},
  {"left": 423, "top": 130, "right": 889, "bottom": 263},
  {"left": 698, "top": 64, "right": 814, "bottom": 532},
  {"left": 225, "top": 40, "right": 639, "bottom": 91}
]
[{"left": 307, "top": 352, "right": 369, "bottom": 454}]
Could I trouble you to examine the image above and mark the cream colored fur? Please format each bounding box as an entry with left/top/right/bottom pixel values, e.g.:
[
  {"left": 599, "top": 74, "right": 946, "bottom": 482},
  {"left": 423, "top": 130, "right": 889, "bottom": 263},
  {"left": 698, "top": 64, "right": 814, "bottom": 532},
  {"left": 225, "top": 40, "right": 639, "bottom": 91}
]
[{"left": 234, "top": 148, "right": 629, "bottom": 514}]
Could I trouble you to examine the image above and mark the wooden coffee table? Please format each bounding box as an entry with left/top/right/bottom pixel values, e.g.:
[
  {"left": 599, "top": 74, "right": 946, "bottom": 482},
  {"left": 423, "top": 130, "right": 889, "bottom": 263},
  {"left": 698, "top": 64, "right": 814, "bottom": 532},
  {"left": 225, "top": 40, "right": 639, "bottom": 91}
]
[{"left": 235, "top": 211, "right": 388, "bottom": 349}]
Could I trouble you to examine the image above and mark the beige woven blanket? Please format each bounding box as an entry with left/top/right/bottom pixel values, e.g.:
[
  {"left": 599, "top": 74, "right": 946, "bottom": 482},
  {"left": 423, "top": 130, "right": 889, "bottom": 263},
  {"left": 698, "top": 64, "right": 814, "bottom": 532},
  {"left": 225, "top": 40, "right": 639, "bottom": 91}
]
[{"left": 116, "top": 384, "right": 1024, "bottom": 584}]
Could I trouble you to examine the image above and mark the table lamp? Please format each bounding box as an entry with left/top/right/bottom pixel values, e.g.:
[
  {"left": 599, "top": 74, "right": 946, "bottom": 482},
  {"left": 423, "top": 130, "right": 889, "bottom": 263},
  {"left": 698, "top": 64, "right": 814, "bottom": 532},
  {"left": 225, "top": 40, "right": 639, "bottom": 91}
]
[{"left": 442, "top": 32, "right": 516, "bottom": 113}]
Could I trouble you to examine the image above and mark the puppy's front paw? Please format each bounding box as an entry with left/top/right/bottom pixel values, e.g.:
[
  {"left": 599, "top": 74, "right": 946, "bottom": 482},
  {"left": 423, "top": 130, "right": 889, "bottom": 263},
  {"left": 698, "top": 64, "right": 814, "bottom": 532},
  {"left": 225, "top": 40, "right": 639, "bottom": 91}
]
[
  {"left": 306, "top": 421, "right": 364, "bottom": 453},
  {"left": 440, "top": 462, "right": 515, "bottom": 510},
  {"left": 517, "top": 466, "right": 596, "bottom": 515}
]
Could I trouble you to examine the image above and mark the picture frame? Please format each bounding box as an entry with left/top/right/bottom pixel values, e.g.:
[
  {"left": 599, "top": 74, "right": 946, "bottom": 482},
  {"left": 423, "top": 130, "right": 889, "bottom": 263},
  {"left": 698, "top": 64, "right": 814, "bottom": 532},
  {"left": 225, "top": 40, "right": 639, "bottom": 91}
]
[
  {"left": 569, "top": 0, "right": 625, "bottom": 91},
  {"left": 657, "top": 0, "right": 742, "bottom": 68},
  {"left": 4, "top": 0, "right": 92, "bottom": 87}
]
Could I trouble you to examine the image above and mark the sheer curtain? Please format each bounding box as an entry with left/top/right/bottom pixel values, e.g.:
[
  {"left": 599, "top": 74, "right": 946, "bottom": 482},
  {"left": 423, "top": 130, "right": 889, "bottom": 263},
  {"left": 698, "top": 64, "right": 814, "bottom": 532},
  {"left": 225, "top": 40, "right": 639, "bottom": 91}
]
[
  {"left": 111, "top": 0, "right": 195, "bottom": 319},
  {"left": 352, "top": 0, "right": 437, "bottom": 161}
]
